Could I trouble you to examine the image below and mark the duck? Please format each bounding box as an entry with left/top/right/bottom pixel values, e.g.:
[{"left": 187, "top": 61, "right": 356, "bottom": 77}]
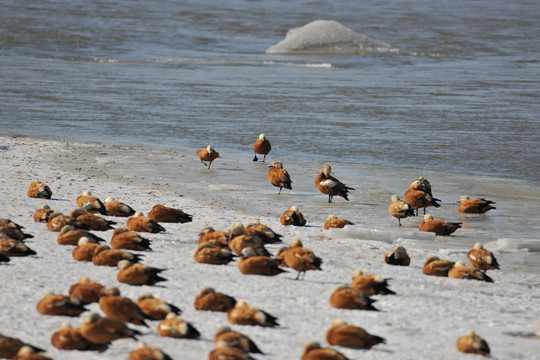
[
  {"left": 388, "top": 194, "right": 415, "bottom": 226},
  {"left": 404, "top": 179, "right": 441, "bottom": 215},
  {"left": 57, "top": 225, "right": 105, "bottom": 246},
  {"left": 0, "top": 238, "right": 37, "bottom": 257},
  {"left": 103, "top": 197, "right": 136, "bottom": 217},
  {"left": 136, "top": 293, "right": 182, "bottom": 320},
  {"left": 92, "top": 244, "right": 143, "bottom": 267},
  {"left": 467, "top": 243, "right": 500, "bottom": 272},
  {"left": 126, "top": 212, "right": 166, "bottom": 233},
  {"left": 76, "top": 191, "right": 107, "bottom": 215},
  {"left": 27, "top": 180, "right": 52, "bottom": 199},
  {"left": 456, "top": 330, "right": 490, "bottom": 356},
  {"left": 237, "top": 247, "right": 285, "bottom": 276},
  {"left": 10, "top": 346, "right": 52, "bottom": 360},
  {"left": 98, "top": 287, "right": 148, "bottom": 327},
  {"left": 384, "top": 246, "right": 411, "bottom": 266},
  {"left": 0, "top": 218, "right": 25, "bottom": 229},
  {"left": 326, "top": 319, "right": 385, "bottom": 348},
  {"left": 329, "top": 285, "right": 378, "bottom": 311},
  {"left": 157, "top": 313, "right": 200, "bottom": 339},
  {"left": 147, "top": 204, "right": 193, "bottom": 223},
  {"left": 80, "top": 312, "right": 141, "bottom": 344},
  {"left": 36, "top": 290, "right": 88, "bottom": 316},
  {"left": 214, "top": 326, "right": 263, "bottom": 354},
  {"left": 416, "top": 176, "right": 433, "bottom": 196},
  {"left": 0, "top": 223, "right": 33, "bottom": 241},
  {"left": 0, "top": 334, "right": 44, "bottom": 359},
  {"left": 69, "top": 208, "right": 115, "bottom": 231},
  {"left": 129, "top": 341, "right": 172, "bottom": 360},
  {"left": 280, "top": 205, "right": 307, "bottom": 226},
  {"left": 194, "top": 287, "right": 237, "bottom": 312},
  {"left": 117, "top": 260, "right": 167, "bottom": 286},
  {"left": 458, "top": 196, "right": 496, "bottom": 214},
  {"left": 111, "top": 227, "right": 152, "bottom": 251},
  {"left": 422, "top": 256, "right": 455, "bottom": 277},
  {"left": 72, "top": 237, "right": 101, "bottom": 262},
  {"left": 267, "top": 161, "right": 292, "bottom": 194},
  {"left": 323, "top": 214, "right": 354, "bottom": 230},
  {"left": 448, "top": 261, "right": 493, "bottom": 282},
  {"left": 281, "top": 238, "right": 322, "bottom": 280},
  {"left": 227, "top": 300, "right": 279, "bottom": 327},
  {"left": 315, "top": 165, "right": 354, "bottom": 203},
  {"left": 350, "top": 269, "right": 394, "bottom": 295},
  {"left": 194, "top": 242, "right": 235, "bottom": 265},
  {"left": 245, "top": 220, "right": 282, "bottom": 244},
  {"left": 209, "top": 342, "right": 258, "bottom": 360},
  {"left": 46, "top": 212, "right": 86, "bottom": 232},
  {"left": 228, "top": 232, "right": 270, "bottom": 257},
  {"left": 419, "top": 214, "right": 462, "bottom": 236},
  {"left": 252, "top": 133, "right": 271, "bottom": 162},
  {"left": 196, "top": 145, "right": 221, "bottom": 169},
  {"left": 301, "top": 341, "right": 349, "bottom": 360},
  {"left": 68, "top": 276, "right": 105, "bottom": 304},
  {"left": 51, "top": 322, "right": 106, "bottom": 351},
  {"left": 198, "top": 226, "right": 230, "bottom": 247},
  {"left": 33, "top": 204, "right": 54, "bottom": 223}
]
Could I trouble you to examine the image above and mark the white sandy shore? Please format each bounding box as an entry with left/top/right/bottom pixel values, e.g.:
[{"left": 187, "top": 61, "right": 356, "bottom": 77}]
[{"left": 1, "top": 134, "right": 539, "bottom": 360}]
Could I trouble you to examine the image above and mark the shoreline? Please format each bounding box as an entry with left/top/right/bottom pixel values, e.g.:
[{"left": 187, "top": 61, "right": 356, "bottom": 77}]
[{"left": 1, "top": 134, "right": 539, "bottom": 359}]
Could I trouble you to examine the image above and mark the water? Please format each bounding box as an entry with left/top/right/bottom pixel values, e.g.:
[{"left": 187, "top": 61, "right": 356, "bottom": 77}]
[
  {"left": 1, "top": 0, "right": 539, "bottom": 184},
  {"left": 1, "top": 1, "right": 539, "bottom": 257}
]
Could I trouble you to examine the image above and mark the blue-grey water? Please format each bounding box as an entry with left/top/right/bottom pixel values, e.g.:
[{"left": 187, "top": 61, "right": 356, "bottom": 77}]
[{"left": 1, "top": 0, "right": 539, "bottom": 185}]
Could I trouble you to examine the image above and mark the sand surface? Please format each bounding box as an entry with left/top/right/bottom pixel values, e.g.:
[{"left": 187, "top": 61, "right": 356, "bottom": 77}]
[{"left": 1, "top": 134, "right": 539, "bottom": 359}]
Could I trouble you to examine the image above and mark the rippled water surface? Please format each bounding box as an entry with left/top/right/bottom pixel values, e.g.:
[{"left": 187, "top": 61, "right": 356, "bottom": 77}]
[{"left": 1, "top": 0, "right": 539, "bottom": 184}]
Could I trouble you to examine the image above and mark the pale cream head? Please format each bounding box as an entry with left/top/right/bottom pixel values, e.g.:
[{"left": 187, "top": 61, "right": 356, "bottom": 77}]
[
  {"left": 322, "top": 164, "right": 332, "bottom": 176},
  {"left": 473, "top": 242, "right": 484, "bottom": 250},
  {"left": 102, "top": 286, "right": 120, "bottom": 296},
  {"left": 117, "top": 260, "right": 132, "bottom": 269},
  {"left": 59, "top": 322, "right": 72, "bottom": 330},
  {"left": 199, "top": 226, "right": 215, "bottom": 235},
  {"left": 137, "top": 293, "right": 154, "bottom": 301},
  {"left": 391, "top": 194, "right": 400, "bottom": 202},
  {"left": 423, "top": 214, "right": 434, "bottom": 221},
  {"left": 241, "top": 247, "right": 257, "bottom": 258},
  {"left": 78, "top": 236, "right": 90, "bottom": 246},
  {"left": 290, "top": 237, "right": 303, "bottom": 247},
  {"left": 460, "top": 195, "right": 470, "bottom": 202},
  {"left": 331, "top": 318, "right": 347, "bottom": 327},
  {"left": 353, "top": 269, "right": 364, "bottom": 277}
]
